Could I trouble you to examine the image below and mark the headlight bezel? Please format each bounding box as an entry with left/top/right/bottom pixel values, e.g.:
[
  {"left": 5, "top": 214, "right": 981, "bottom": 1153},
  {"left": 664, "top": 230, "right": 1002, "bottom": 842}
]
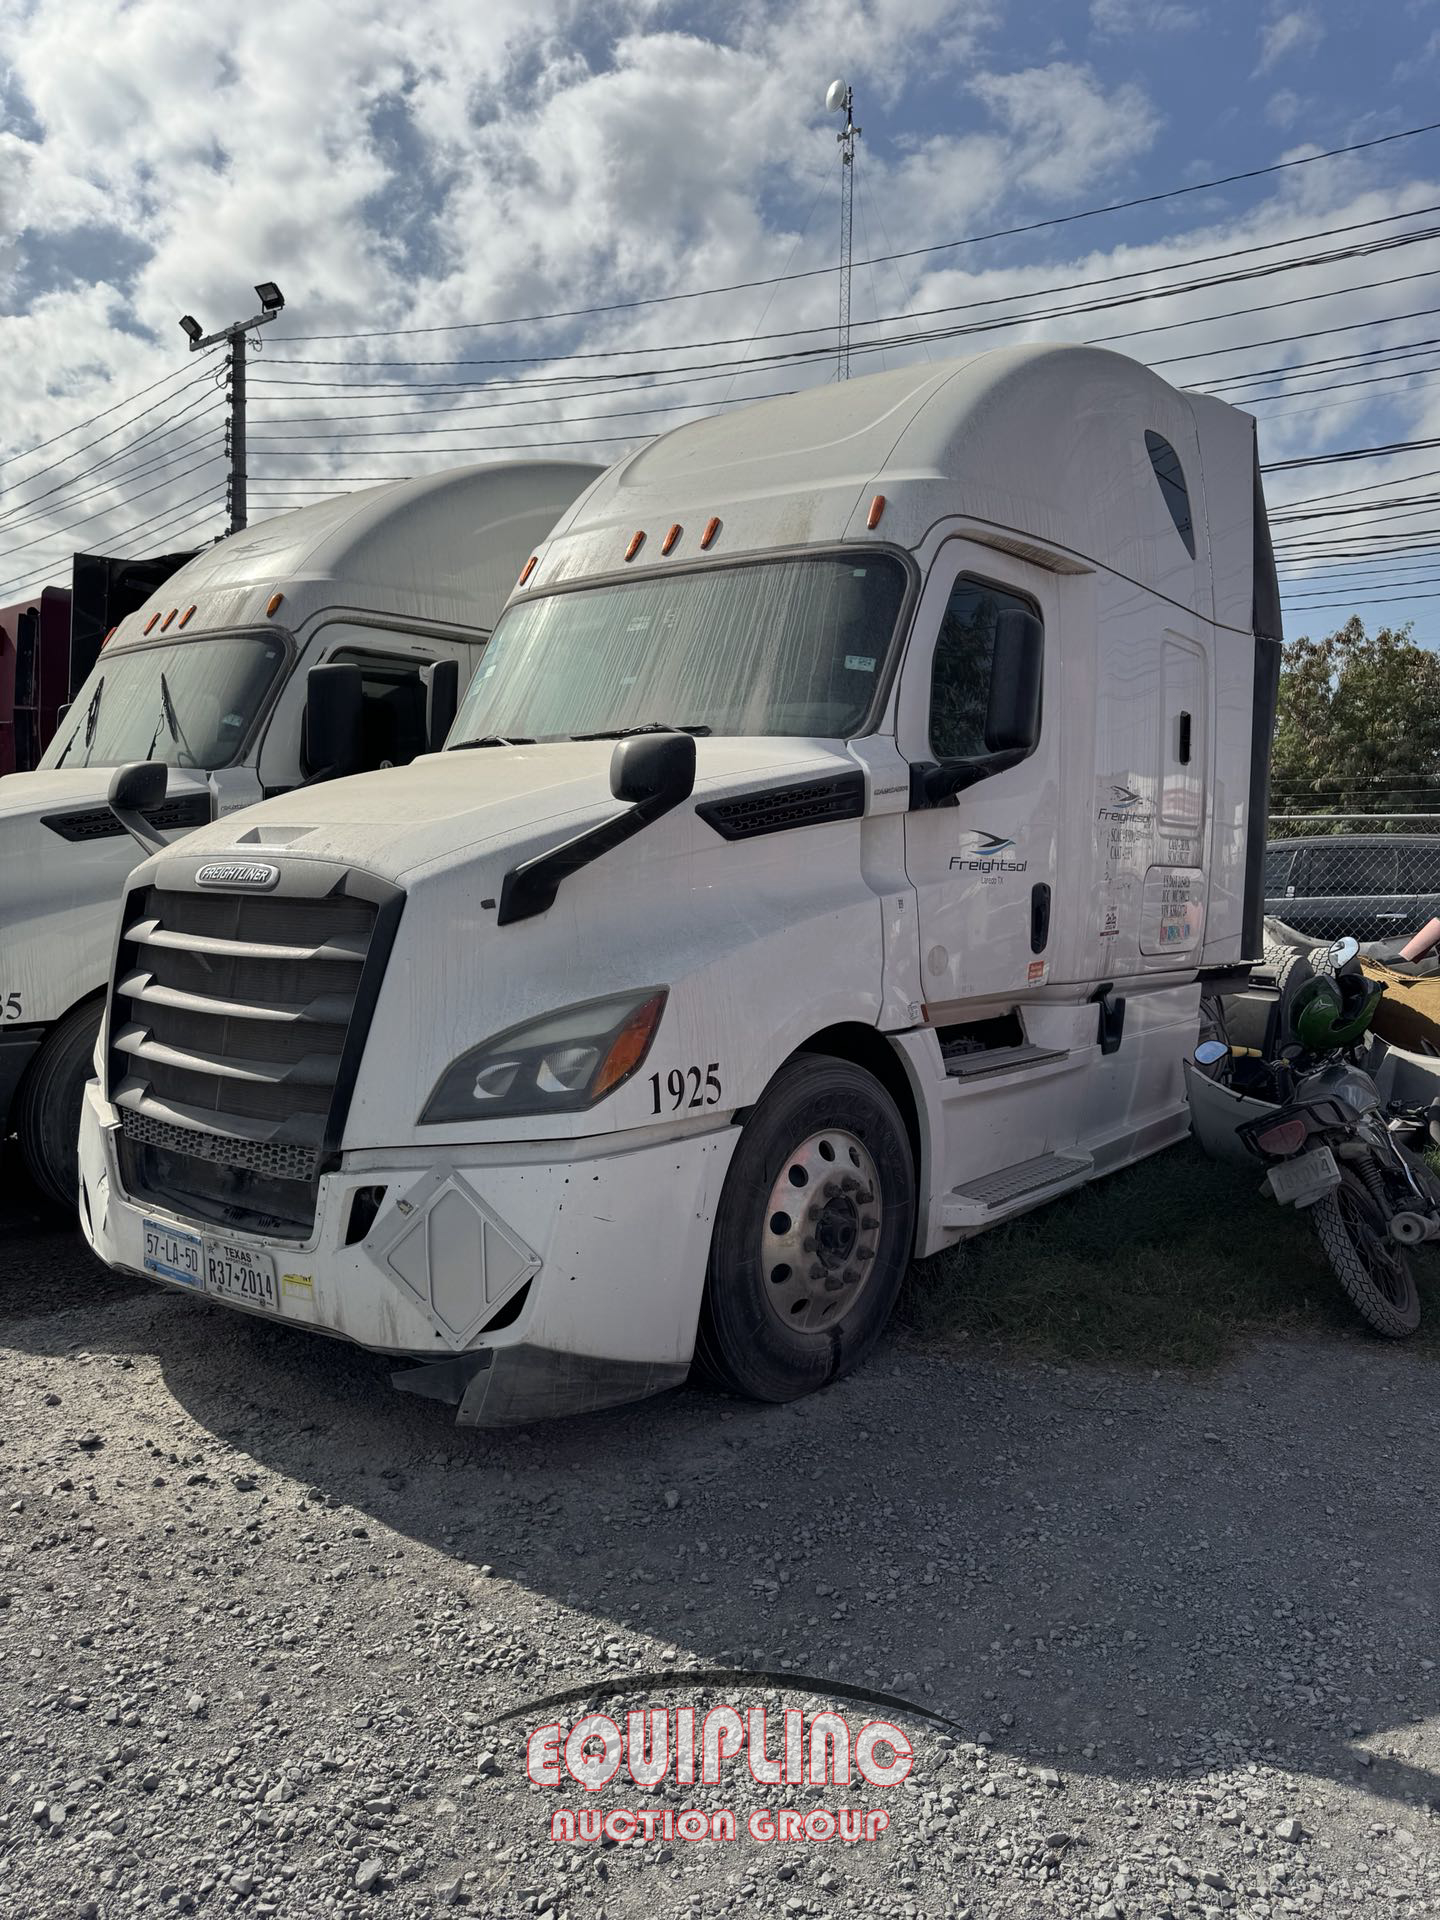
[{"left": 419, "top": 986, "right": 668, "bottom": 1125}]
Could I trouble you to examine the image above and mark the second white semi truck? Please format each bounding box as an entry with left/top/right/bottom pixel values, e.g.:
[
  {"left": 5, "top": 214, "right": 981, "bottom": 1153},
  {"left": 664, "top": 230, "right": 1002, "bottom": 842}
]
[
  {"left": 78, "top": 344, "right": 1282, "bottom": 1421},
  {"left": 0, "top": 461, "right": 601, "bottom": 1204}
]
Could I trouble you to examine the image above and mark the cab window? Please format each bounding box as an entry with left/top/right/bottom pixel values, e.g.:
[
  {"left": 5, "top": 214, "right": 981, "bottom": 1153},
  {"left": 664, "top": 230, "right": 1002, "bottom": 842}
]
[
  {"left": 929, "top": 578, "right": 1042, "bottom": 761},
  {"left": 327, "top": 650, "right": 432, "bottom": 769}
]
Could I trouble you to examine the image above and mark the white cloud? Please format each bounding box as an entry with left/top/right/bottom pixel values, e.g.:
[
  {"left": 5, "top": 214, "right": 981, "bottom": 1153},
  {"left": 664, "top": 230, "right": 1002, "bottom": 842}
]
[
  {"left": 968, "top": 62, "right": 1161, "bottom": 198},
  {"left": 1254, "top": 7, "right": 1325, "bottom": 75},
  {"left": 1265, "top": 88, "right": 1303, "bottom": 129},
  {"left": 0, "top": 0, "right": 1435, "bottom": 638},
  {"left": 1090, "top": 0, "right": 1202, "bottom": 33}
]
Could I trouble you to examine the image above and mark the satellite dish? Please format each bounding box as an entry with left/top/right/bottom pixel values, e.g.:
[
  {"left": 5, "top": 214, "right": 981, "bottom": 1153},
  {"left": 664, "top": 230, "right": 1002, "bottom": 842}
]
[{"left": 825, "top": 78, "right": 849, "bottom": 114}]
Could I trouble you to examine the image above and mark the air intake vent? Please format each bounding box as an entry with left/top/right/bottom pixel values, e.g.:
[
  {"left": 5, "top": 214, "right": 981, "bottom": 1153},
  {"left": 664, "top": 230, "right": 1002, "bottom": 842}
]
[
  {"left": 696, "top": 771, "right": 865, "bottom": 842},
  {"left": 106, "top": 877, "right": 400, "bottom": 1234},
  {"left": 42, "top": 792, "right": 211, "bottom": 844}
]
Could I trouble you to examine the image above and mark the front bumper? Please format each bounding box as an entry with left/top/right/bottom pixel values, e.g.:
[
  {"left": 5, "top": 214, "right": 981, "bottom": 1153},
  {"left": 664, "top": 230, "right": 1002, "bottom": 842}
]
[{"left": 79, "top": 1082, "right": 739, "bottom": 1423}]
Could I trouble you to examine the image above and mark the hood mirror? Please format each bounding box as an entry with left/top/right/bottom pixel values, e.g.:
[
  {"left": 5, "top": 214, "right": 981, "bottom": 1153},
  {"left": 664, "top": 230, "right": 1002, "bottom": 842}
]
[{"left": 107, "top": 760, "right": 168, "bottom": 858}]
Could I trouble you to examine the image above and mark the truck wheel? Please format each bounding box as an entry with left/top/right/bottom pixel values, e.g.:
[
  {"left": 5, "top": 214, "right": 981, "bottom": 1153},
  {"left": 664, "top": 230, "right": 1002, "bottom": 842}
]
[
  {"left": 15, "top": 1000, "right": 103, "bottom": 1212},
  {"left": 694, "top": 1053, "right": 915, "bottom": 1402}
]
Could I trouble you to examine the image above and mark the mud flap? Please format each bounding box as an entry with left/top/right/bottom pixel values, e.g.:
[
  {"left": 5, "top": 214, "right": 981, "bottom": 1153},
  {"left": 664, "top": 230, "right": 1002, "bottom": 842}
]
[{"left": 390, "top": 1344, "right": 688, "bottom": 1426}]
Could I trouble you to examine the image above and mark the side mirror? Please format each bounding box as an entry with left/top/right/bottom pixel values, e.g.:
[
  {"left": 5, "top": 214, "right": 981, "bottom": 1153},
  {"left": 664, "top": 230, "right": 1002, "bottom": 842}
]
[
  {"left": 984, "top": 608, "right": 1043, "bottom": 754},
  {"left": 305, "top": 663, "right": 363, "bottom": 781},
  {"left": 424, "top": 658, "right": 460, "bottom": 753},
  {"left": 1328, "top": 935, "right": 1360, "bottom": 971},
  {"left": 1193, "top": 1039, "right": 1230, "bottom": 1066},
  {"left": 610, "top": 731, "right": 697, "bottom": 811},
  {"left": 107, "top": 760, "right": 168, "bottom": 858}
]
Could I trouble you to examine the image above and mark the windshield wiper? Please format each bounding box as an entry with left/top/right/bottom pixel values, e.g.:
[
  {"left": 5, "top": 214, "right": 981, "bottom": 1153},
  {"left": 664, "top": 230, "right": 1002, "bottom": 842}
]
[
  {"left": 448, "top": 735, "right": 537, "bottom": 750},
  {"left": 58, "top": 676, "right": 105, "bottom": 766},
  {"left": 569, "top": 722, "right": 712, "bottom": 741}
]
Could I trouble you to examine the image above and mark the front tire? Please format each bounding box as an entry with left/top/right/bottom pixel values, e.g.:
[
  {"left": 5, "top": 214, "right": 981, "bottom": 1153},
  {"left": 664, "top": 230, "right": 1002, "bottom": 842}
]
[
  {"left": 1310, "top": 1166, "right": 1420, "bottom": 1339},
  {"left": 15, "top": 999, "right": 103, "bottom": 1212},
  {"left": 694, "top": 1053, "right": 915, "bottom": 1402}
]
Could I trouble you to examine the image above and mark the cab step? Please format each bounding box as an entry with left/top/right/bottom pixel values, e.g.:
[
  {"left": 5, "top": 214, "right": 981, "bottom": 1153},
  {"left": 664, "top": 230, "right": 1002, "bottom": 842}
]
[
  {"left": 943, "top": 1041, "right": 1070, "bottom": 1081},
  {"left": 941, "top": 1150, "right": 1094, "bottom": 1229}
]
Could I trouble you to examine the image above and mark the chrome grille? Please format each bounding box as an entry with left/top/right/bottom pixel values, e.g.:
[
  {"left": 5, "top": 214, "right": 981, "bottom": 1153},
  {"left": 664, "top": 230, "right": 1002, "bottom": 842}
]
[{"left": 109, "top": 882, "right": 385, "bottom": 1233}]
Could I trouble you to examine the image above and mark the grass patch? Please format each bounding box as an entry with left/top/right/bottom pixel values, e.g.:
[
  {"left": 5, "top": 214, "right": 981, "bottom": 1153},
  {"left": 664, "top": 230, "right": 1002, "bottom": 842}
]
[{"left": 898, "top": 1138, "right": 1440, "bottom": 1370}]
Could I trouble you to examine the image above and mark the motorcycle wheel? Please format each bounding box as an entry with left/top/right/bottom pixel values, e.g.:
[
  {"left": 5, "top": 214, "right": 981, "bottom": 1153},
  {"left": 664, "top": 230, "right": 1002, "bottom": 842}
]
[{"left": 1309, "top": 1167, "right": 1421, "bottom": 1339}]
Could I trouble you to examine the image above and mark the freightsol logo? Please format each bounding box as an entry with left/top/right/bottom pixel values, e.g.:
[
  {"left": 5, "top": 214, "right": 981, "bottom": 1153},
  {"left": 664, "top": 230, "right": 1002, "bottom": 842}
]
[{"left": 949, "top": 829, "right": 1028, "bottom": 874}]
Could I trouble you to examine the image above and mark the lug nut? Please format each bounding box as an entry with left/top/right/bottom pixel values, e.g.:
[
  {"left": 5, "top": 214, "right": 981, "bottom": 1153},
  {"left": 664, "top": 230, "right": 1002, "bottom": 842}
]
[{"left": 861, "top": 1215, "right": 879, "bottom": 1230}]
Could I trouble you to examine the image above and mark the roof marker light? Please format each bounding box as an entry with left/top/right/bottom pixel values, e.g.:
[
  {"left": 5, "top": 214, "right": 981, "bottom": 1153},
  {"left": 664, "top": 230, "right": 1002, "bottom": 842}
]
[
  {"left": 178, "top": 605, "right": 197, "bottom": 628},
  {"left": 662, "top": 523, "right": 682, "bottom": 555},
  {"left": 867, "top": 494, "right": 886, "bottom": 529},
  {"left": 143, "top": 613, "right": 161, "bottom": 635},
  {"left": 625, "top": 530, "right": 646, "bottom": 561},
  {"left": 160, "top": 609, "right": 178, "bottom": 631},
  {"left": 518, "top": 555, "right": 538, "bottom": 586},
  {"left": 265, "top": 592, "right": 285, "bottom": 617},
  {"left": 700, "top": 516, "right": 721, "bottom": 550}
]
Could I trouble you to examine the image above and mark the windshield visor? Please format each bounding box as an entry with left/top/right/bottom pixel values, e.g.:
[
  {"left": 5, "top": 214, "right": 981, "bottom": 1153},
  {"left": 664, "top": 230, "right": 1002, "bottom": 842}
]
[
  {"left": 448, "top": 553, "right": 909, "bottom": 744},
  {"left": 39, "top": 630, "right": 288, "bottom": 772}
]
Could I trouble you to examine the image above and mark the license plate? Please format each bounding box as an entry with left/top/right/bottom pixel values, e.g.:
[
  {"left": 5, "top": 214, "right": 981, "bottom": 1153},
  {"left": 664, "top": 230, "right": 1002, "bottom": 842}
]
[
  {"left": 143, "top": 1219, "right": 203, "bottom": 1288},
  {"left": 204, "top": 1239, "right": 279, "bottom": 1312},
  {"left": 1267, "top": 1145, "right": 1341, "bottom": 1208}
]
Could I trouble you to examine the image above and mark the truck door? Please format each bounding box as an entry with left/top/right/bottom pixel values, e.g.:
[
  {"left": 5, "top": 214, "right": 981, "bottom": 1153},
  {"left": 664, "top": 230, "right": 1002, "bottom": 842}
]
[{"left": 899, "top": 557, "right": 1060, "bottom": 1012}]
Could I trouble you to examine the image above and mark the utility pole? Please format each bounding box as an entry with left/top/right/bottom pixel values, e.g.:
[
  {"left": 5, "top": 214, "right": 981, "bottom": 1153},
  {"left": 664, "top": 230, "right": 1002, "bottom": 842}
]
[
  {"left": 826, "top": 80, "right": 861, "bottom": 380},
  {"left": 178, "top": 282, "right": 285, "bottom": 535}
]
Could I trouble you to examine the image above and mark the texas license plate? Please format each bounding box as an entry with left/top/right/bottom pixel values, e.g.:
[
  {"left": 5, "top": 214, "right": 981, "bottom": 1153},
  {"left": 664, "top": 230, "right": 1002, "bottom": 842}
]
[
  {"left": 1267, "top": 1145, "right": 1341, "bottom": 1208},
  {"left": 143, "top": 1219, "right": 203, "bottom": 1288},
  {"left": 204, "top": 1239, "right": 280, "bottom": 1312}
]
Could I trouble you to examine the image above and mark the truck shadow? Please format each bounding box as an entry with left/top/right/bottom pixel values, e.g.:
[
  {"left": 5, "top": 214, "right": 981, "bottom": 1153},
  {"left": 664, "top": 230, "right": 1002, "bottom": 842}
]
[{"left": 4, "top": 1188, "right": 1438, "bottom": 1821}]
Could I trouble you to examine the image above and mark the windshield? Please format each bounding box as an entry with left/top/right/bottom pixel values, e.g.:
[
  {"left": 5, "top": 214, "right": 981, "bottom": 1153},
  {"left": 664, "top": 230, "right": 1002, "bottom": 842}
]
[
  {"left": 448, "top": 553, "right": 909, "bottom": 744},
  {"left": 38, "top": 631, "right": 288, "bottom": 773}
]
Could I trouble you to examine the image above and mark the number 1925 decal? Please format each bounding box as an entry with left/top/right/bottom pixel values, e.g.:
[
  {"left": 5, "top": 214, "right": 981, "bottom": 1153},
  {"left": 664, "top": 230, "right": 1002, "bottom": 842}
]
[{"left": 650, "top": 1063, "right": 722, "bottom": 1113}]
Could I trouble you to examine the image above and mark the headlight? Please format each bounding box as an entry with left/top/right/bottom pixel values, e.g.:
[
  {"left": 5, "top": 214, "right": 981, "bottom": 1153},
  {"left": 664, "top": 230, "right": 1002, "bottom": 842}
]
[{"left": 419, "top": 988, "right": 667, "bottom": 1123}]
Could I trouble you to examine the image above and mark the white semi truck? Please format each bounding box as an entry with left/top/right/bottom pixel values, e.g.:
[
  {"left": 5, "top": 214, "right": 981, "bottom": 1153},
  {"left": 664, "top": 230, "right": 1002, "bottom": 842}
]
[
  {"left": 0, "top": 462, "right": 601, "bottom": 1204},
  {"left": 78, "top": 344, "right": 1282, "bottom": 1422}
]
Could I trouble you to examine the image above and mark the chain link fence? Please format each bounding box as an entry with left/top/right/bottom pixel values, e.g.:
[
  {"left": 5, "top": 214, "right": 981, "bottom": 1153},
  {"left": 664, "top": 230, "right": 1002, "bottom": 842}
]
[{"left": 1265, "top": 813, "right": 1440, "bottom": 941}]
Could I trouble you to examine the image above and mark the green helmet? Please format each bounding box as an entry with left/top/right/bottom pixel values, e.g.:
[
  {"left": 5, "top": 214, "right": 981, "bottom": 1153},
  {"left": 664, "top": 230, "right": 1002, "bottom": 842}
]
[{"left": 1290, "top": 972, "right": 1384, "bottom": 1053}]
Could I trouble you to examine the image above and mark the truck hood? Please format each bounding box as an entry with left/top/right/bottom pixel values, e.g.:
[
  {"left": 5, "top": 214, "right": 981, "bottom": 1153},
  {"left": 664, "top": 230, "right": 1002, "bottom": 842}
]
[
  {"left": 0, "top": 767, "right": 129, "bottom": 823},
  {"left": 165, "top": 739, "right": 858, "bottom": 883},
  {"left": 0, "top": 765, "right": 210, "bottom": 823}
]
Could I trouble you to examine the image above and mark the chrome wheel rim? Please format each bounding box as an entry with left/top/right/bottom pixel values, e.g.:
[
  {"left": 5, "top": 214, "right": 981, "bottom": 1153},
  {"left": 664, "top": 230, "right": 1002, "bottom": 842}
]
[{"left": 758, "top": 1129, "right": 882, "bottom": 1332}]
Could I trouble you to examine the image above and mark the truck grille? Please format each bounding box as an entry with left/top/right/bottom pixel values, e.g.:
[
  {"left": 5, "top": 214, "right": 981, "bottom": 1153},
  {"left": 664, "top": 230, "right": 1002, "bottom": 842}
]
[{"left": 108, "top": 881, "right": 395, "bottom": 1235}]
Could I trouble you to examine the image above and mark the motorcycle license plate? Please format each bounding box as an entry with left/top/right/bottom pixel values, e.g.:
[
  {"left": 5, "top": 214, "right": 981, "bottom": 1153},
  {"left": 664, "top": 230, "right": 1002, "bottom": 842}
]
[{"left": 1267, "top": 1146, "right": 1341, "bottom": 1208}]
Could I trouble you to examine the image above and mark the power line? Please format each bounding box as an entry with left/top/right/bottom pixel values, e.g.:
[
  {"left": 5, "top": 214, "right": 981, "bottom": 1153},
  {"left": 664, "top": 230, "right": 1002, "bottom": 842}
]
[
  {"left": 270, "top": 118, "right": 1440, "bottom": 342},
  {"left": 0, "top": 386, "right": 226, "bottom": 532},
  {"left": 0, "top": 483, "right": 225, "bottom": 602},
  {"left": 0, "top": 362, "right": 220, "bottom": 496},
  {"left": 0, "top": 456, "right": 224, "bottom": 570},
  {"left": 0, "top": 357, "right": 209, "bottom": 475},
  {"left": 0, "top": 424, "right": 227, "bottom": 536}
]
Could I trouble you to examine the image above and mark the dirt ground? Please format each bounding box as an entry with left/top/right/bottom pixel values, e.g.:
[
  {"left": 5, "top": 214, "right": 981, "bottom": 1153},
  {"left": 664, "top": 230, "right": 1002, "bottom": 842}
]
[{"left": 2, "top": 1160, "right": 1438, "bottom": 1919}]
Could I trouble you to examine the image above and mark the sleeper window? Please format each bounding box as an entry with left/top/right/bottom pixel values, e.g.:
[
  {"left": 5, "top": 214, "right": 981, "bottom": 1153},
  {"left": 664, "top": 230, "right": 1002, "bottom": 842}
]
[
  {"left": 928, "top": 578, "right": 1041, "bottom": 762},
  {"left": 1145, "top": 431, "right": 1196, "bottom": 557}
]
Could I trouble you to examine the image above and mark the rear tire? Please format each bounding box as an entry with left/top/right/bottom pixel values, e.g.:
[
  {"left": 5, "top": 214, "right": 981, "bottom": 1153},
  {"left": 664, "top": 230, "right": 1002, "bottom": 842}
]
[
  {"left": 693, "top": 1053, "right": 915, "bottom": 1402},
  {"left": 15, "top": 1000, "right": 103, "bottom": 1212},
  {"left": 1310, "top": 1166, "right": 1420, "bottom": 1339}
]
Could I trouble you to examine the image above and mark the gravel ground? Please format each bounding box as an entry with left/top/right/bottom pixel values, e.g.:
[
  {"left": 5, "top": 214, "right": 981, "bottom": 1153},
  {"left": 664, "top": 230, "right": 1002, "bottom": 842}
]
[{"left": 2, "top": 1157, "right": 1439, "bottom": 1920}]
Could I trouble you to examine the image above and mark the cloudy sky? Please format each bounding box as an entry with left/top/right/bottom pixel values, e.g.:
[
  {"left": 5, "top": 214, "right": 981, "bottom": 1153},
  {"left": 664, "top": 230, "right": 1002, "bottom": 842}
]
[{"left": 3, "top": 0, "right": 1440, "bottom": 643}]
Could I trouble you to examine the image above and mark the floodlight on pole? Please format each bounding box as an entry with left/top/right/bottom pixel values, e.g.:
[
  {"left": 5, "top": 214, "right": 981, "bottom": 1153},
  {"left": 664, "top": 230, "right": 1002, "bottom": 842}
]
[
  {"left": 174, "top": 279, "right": 288, "bottom": 533},
  {"left": 826, "top": 80, "right": 860, "bottom": 380}
]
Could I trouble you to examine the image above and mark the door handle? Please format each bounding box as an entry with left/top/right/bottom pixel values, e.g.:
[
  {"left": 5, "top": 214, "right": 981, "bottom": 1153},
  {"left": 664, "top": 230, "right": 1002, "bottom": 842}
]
[{"left": 1030, "top": 882, "right": 1051, "bottom": 954}]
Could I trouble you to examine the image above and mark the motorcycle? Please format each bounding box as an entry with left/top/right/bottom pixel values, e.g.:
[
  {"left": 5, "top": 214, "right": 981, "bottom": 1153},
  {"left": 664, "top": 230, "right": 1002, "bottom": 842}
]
[{"left": 1187, "top": 936, "right": 1440, "bottom": 1339}]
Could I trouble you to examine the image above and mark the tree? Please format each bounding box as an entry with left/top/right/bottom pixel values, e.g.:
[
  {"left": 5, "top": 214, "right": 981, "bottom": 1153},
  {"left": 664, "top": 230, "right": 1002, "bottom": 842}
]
[{"left": 1270, "top": 616, "right": 1440, "bottom": 821}]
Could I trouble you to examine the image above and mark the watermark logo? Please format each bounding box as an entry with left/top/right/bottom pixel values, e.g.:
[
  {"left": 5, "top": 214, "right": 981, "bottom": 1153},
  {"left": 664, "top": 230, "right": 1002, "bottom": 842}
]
[{"left": 498, "top": 1668, "right": 945, "bottom": 1849}]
